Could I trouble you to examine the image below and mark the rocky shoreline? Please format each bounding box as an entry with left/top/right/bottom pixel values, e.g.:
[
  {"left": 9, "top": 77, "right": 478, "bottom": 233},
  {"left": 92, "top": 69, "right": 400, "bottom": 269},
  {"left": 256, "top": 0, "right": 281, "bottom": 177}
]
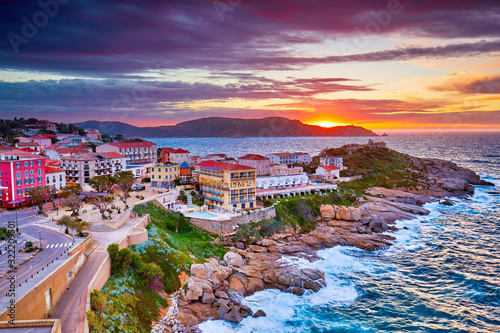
[{"left": 152, "top": 154, "right": 494, "bottom": 333}]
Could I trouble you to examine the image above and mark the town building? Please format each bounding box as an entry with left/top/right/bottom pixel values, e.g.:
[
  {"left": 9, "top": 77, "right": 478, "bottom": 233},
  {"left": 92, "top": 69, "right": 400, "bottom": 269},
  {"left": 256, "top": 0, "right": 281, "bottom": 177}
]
[
  {"left": 319, "top": 156, "right": 344, "bottom": 170},
  {"left": 237, "top": 154, "right": 270, "bottom": 176},
  {"left": 265, "top": 152, "right": 299, "bottom": 166},
  {"left": 16, "top": 141, "right": 41, "bottom": 152},
  {"left": 160, "top": 147, "right": 176, "bottom": 164},
  {"left": 315, "top": 165, "right": 340, "bottom": 180},
  {"left": 0, "top": 155, "right": 46, "bottom": 207},
  {"left": 150, "top": 164, "right": 180, "bottom": 188},
  {"left": 86, "top": 131, "right": 102, "bottom": 141},
  {"left": 168, "top": 149, "right": 191, "bottom": 165},
  {"left": 60, "top": 152, "right": 126, "bottom": 190},
  {"left": 29, "top": 135, "right": 53, "bottom": 149},
  {"left": 179, "top": 161, "right": 191, "bottom": 178},
  {"left": 45, "top": 146, "right": 92, "bottom": 160},
  {"left": 56, "top": 134, "right": 85, "bottom": 145},
  {"left": 189, "top": 155, "right": 202, "bottom": 165},
  {"left": 195, "top": 160, "right": 256, "bottom": 210},
  {"left": 270, "top": 165, "right": 304, "bottom": 176},
  {"left": 45, "top": 166, "right": 66, "bottom": 190},
  {"left": 294, "top": 152, "right": 312, "bottom": 164},
  {"left": 96, "top": 141, "right": 157, "bottom": 164},
  {"left": 256, "top": 173, "right": 309, "bottom": 190}
]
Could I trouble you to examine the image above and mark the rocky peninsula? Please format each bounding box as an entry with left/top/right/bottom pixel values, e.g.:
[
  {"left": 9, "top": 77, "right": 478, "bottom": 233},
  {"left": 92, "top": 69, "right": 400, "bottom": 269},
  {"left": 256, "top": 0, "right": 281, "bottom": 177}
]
[{"left": 151, "top": 142, "right": 494, "bottom": 333}]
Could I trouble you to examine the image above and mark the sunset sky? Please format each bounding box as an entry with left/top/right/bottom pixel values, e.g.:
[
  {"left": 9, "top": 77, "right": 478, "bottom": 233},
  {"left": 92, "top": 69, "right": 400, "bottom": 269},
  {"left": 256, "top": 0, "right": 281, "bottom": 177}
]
[{"left": 1, "top": 0, "right": 500, "bottom": 131}]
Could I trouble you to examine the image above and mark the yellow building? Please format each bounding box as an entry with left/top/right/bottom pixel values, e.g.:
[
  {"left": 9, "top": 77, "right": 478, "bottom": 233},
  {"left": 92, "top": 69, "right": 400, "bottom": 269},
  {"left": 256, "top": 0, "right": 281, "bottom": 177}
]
[
  {"left": 151, "top": 164, "right": 180, "bottom": 189},
  {"left": 195, "top": 160, "right": 256, "bottom": 210}
]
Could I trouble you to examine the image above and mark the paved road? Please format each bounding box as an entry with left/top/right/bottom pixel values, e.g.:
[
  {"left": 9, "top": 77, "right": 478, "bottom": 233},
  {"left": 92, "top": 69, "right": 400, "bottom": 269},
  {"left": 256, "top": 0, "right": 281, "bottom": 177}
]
[
  {"left": 52, "top": 247, "right": 107, "bottom": 333},
  {"left": 0, "top": 209, "right": 73, "bottom": 299}
]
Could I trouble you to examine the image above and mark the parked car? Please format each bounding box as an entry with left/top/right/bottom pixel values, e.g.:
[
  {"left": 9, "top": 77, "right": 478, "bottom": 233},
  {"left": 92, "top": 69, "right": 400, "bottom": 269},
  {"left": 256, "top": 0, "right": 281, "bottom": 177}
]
[{"left": 132, "top": 185, "right": 145, "bottom": 191}]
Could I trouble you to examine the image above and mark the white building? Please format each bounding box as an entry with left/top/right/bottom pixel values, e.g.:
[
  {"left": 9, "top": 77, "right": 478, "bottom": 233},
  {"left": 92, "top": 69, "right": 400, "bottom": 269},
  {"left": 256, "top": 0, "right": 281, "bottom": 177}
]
[
  {"left": 256, "top": 173, "right": 309, "bottom": 190},
  {"left": 45, "top": 166, "right": 66, "bottom": 190},
  {"left": 169, "top": 148, "right": 191, "bottom": 165},
  {"left": 315, "top": 165, "right": 340, "bottom": 180},
  {"left": 294, "top": 152, "right": 312, "bottom": 164},
  {"left": 319, "top": 156, "right": 343, "bottom": 170}
]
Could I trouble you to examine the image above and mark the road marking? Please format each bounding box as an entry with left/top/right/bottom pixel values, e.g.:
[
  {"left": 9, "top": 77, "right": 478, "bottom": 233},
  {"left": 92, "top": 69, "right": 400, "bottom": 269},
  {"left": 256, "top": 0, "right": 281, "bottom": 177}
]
[{"left": 45, "top": 243, "right": 71, "bottom": 249}]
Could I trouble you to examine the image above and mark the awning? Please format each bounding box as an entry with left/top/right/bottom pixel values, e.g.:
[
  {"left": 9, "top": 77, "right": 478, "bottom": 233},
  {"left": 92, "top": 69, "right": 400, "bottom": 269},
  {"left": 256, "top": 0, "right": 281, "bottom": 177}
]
[{"left": 6, "top": 198, "right": 28, "bottom": 204}]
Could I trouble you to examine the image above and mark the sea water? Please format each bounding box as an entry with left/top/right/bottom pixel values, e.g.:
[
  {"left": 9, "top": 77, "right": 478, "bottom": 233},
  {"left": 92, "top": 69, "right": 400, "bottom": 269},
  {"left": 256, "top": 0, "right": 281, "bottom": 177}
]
[{"left": 147, "top": 132, "right": 500, "bottom": 332}]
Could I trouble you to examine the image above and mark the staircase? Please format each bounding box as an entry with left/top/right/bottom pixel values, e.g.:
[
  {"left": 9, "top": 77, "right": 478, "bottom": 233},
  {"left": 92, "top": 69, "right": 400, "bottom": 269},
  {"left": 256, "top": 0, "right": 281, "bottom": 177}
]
[{"left": 187, "top": 194, "right": 193, "bottom": 208}]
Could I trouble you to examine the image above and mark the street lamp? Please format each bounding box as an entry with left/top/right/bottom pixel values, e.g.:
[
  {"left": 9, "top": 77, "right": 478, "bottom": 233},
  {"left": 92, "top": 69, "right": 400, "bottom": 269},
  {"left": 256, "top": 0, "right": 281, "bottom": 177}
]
[
  {"left": 38, "top": 230, "right": 42, "bottom": 247},
  {"left": 15, "top": 210, "right": 18, "bottom": 233}
]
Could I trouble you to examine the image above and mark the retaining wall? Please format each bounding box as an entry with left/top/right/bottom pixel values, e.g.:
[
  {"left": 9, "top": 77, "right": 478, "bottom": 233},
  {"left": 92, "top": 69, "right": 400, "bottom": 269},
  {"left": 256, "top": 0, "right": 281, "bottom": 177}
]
[{"left": 189, "top": 208, "right": 276, "bottom": 235}]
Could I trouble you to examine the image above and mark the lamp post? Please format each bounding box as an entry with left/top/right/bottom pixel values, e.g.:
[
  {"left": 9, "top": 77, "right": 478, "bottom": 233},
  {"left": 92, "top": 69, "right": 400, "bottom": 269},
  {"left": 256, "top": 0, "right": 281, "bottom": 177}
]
[
  {"left": 38, "top": 230, "right": 42, "bottom": 247},
  {"left": 15, "top": 210, "right": 18, "bottom": 233}
]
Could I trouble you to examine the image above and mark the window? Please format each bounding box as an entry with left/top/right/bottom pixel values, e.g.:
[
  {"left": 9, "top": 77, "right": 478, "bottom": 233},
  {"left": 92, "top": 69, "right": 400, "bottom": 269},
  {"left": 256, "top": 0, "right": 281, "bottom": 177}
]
[
  {"left": 25, "top": 171, "right": 28, "bottom": 178},
  {"left": 152, "top": 175, "right": 155, "bottom": 179},
  {"left": 38, "top": 169, "right": 41, "bottom": 176},
  {"left": 37, "top": 160, "right": 42, "bottom": 165},
  {"left": 17, "top": 171, "right": 20, "bottom": 179},
  {"left": 24, "top": 162, "right": 28, "bottom": 167},
  {"left": 59, "top": 175, "right": 62, "bottom": 181},
  {"left": 17, "top": 189, "right": 22, "bottom": 195},
  {"left": 15, "top": 162, "right": 21, "bottom": 168},
  {"left": 47, "top": 176, "right": 50, "bottom": 183},
  {"left": 29, "top": 161, "right": 34, "bottom": 167},
  {"left": 30, "top": 170, "right": 33, "bottom": 175}
]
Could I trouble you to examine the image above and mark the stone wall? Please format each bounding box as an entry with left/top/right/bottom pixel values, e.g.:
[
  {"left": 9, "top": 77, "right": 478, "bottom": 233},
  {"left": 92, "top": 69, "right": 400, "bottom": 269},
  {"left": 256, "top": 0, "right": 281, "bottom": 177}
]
[
  {"left": 68, "top": 235, "right": 93, "bottom": 256},
  {"left": 0, "top": 252, "right": 87, "bottom": 321},
  {"left": 189, "top": 208, "right": 276, "bottom": 235}
]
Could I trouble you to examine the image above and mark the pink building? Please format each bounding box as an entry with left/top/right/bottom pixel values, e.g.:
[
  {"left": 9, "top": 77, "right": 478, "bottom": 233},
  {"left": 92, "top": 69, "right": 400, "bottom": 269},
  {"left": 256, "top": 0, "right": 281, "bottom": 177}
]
[
  {"left": 96, "top": 141, "right": 157, "bottom": 164},
  {"left": 238, "top": 154, "right": 270, "bottom": 176},
  {"left": 0, "top": 155, "right": 46, "bottom": 207},
  {"left": 29, "top": 135, "right": 53, "bottom": 149}
]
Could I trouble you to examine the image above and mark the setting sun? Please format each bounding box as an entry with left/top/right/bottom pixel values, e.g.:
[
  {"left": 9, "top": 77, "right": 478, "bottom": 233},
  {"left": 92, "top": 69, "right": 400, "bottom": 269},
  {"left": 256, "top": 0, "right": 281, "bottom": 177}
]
[{"left": 306, "top": 121, "right": 341, "bottom": 128}]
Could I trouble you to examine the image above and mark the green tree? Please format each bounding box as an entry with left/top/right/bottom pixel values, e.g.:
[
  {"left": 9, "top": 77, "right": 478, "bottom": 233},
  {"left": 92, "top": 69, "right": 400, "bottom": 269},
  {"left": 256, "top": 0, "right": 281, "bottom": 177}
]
[
  {"left": 57, "top": 215, "right": 88, "bottom": 236},
  {"left": 61, "top": 185, "right": 83, "bottom": 217},
  {"left": 26, "top": 187, "right": 47, "bottom": 214},
  {"left": 113, "top": 171, "right": 135, "bottom": 207},
  {"left": 89, "top": 176, "right": 115, "bottom": 193},
  {"left": 87, "top": 194, "right": 114, "bottom": 220},
  {"left": 45, "top": 185, "right": 59, "bottom": 210}
]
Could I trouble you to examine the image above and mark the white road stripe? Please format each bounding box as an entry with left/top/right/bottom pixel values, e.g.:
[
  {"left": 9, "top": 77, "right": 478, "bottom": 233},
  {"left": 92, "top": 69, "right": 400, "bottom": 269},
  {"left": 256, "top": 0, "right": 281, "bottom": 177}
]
[
  {"left": 65, "top": 243, "right": 69, "bottom": 247},
  {"left": 55, "top": 244, "right": 60, "bottom": 248}
]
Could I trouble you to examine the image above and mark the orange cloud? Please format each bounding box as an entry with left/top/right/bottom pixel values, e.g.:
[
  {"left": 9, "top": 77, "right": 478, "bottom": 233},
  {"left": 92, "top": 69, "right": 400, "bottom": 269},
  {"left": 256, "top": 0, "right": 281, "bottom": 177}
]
[{"left": 429, "top": 72, "right": 500, "bottom": 94}]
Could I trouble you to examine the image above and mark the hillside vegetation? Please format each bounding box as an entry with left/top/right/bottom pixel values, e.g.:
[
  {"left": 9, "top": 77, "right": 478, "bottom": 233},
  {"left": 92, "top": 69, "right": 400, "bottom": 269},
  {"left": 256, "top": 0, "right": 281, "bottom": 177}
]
[{"left": 87, "top": 203, "right": 226, "bottom": 332}]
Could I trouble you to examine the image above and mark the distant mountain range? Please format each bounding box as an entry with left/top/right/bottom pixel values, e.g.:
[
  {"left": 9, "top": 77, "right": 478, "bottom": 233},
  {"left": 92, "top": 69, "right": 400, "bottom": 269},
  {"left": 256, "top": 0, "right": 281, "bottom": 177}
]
[{"left": 75, "top": 117, "right": 378, "bottom": 138}]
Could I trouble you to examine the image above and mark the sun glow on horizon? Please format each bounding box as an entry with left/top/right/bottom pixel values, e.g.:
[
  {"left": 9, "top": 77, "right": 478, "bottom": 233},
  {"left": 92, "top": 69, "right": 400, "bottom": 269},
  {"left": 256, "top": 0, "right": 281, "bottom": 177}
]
[{"left": 306, "top": 121, "right": 343, "bottom": 128}]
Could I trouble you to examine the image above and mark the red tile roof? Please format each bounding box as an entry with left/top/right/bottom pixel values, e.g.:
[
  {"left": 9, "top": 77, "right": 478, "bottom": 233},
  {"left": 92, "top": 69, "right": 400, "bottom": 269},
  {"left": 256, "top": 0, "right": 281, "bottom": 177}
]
[
  {"left": 45, "top": 166, "right": 63, "bottom": 173},
  {"left": 0, "top": 145, "right": 11, "bottom": 151},
  {"left": 46, "top": 159, "right": 62, "bottom": 167},
  {"left": 170, "top": 148, "right": 190, "bottom": 154},
  {"left": 87, "top": 131, "right": 100, "bottom": 134},
  {"left": 20, "top": 147, "right": 38, "bottom": 152},
  {"left": 321, "top": 165, "right": 340, "bottom": 171},
  {"left": 108, "top": 141, "right": 156, "bottom": 148},
  {"left": 160, "top": 147, "right": 176, "bottom": 153},
  {"left": 196, "top": 160, "right": 255, "bottom": 171},
  {"left": 269, "top": 152, "right": 290, "bottom": 157},
  {"left": 238, "top": 154, "right": 268, "bottom": 160},
  {"left": 97, "top": 152, "right": 125, "bottom": 159}
]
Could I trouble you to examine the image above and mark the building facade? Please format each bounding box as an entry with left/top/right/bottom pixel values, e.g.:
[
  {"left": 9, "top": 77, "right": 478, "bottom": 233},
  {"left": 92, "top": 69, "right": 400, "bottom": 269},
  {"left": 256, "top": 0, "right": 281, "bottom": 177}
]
[
  {"left": 169, "top": 149, "right": 191, "bottom": 165},
  {"left": 45, "top": 166, "right": 66, "bottom": 190},
  {"left": 319, "top": 156, "right": 344, "bottom": 170},
  {"left": 265, "top": 152, "right": 299, "bottom": 165},
  {"left": 96, "top": 141, "right": 157, "bottom": 164},
  {"left": 60, "top": 152, "right": 126, "bottom": 190},
  {"left": 315, "top": 165, "right": 340, "bottom": 180},
  {"left": 150, "top": 164, "right": 180, "bottom": 188},
  {"left": 270, "top": 165, "right": 304, "bottom": 176},
  {"left": 295, "top": 152, "right": 312, "bottom": 164},
  {"left": 237, "top": 154, "right": 270, "bottom": 176},
  {"left": 0, "top": 156, "right": 46, "bottom": 206},
  {"left": 195, "top": 160, "right": 256, "bottom": 210},
  {"left": 256, "top": 173, "right": 309, "bottom": 190}
]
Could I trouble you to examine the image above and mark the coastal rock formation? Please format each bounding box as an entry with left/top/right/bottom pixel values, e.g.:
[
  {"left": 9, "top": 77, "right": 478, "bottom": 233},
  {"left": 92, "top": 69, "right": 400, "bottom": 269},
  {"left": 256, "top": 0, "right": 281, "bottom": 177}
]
[{"left": 169, "top": 250, "right": 326, "bottom": 327}]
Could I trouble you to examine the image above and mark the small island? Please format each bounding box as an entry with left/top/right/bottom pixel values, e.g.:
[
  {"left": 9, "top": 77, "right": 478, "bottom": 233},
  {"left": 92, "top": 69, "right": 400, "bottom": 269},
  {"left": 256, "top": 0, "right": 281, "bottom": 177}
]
[{"left": 86, "top": 142, "right": 493, "bottom": 332}]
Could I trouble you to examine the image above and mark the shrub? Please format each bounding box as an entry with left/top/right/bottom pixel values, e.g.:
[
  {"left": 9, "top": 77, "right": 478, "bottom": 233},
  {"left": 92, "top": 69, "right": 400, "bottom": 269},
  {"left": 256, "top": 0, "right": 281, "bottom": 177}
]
[{"left": 90, "top": 289, "right": 107, "bottom": 313}]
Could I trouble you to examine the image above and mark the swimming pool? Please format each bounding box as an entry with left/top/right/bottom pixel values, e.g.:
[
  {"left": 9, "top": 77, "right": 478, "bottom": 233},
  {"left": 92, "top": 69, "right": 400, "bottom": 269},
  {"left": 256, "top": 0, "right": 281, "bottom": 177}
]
[{"left": 185, "top": 212, "right": 218, "bottom": 219}]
